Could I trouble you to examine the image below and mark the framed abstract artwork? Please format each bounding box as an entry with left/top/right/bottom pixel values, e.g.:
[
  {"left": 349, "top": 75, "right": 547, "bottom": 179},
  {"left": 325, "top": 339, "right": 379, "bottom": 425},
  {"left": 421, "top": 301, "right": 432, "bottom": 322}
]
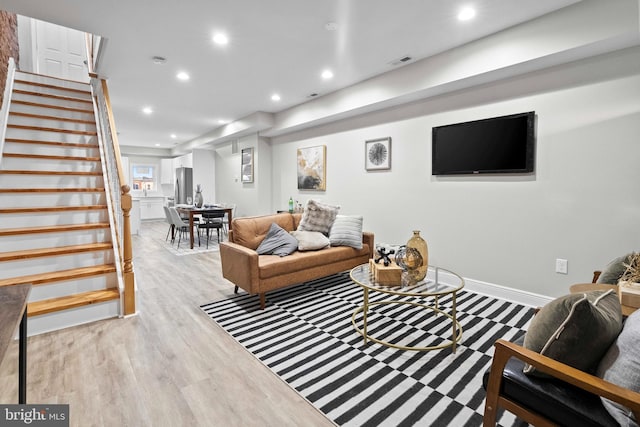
[
  {"left": 297, "top": 145, "right": 326, "bottom": 190},
  {"left": 365, "top": 137, "right": 391, "bottom": 171},
  {"left": 241, "top": 147, "right": 253, "bottom": 183}
]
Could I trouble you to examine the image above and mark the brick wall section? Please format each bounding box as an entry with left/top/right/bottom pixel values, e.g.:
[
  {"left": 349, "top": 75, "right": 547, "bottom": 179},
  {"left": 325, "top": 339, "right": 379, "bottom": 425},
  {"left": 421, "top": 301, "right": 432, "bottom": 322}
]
[{"left": 0, "top": 11, "right": 19, "bottom": 106}]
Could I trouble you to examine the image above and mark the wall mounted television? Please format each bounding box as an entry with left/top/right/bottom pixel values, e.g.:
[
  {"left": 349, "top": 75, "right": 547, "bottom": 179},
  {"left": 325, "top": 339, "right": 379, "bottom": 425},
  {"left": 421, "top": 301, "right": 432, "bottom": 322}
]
[{"left": 431, "top": 111, "right": 535, "bottom": 175}]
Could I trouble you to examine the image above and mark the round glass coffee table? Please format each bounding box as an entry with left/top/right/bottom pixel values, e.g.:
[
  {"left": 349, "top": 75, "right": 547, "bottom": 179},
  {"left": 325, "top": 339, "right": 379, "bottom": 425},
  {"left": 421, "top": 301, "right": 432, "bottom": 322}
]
[{"left": 350, "top": 263, "right": 464, "bottom": 353}]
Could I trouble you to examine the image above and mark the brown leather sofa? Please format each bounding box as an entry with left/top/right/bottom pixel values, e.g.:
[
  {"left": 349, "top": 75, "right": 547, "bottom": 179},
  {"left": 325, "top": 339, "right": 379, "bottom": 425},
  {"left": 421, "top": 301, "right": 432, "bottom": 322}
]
[{"left": 220, "top": 212, "right": 374, "bottom": 308}]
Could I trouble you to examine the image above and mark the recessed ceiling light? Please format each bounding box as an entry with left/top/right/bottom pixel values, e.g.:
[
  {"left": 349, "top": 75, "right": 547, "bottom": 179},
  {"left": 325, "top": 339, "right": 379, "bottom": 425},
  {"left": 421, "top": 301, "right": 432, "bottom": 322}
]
[
  {"left": 142, "top": 106, "right": 153, "bottom": 115},
  {"left": 218, "top": 119, "right": 229, "bottom": 124},
  {"left": 170, "top": 134, "right": 177, "bottom": 139},
  {"left": 321, "top": 69, "right": 334, "bottom": 80},
  {"left": 213, "top": 33, "right": 229, "bottom": 45},
  {"left": 155, "top": 143, "right": 160, "bottom": 147},
  {"left": 271, "top": 94, "right": 281, "bottom": 102},
  {"left": 176, "top": 71, "right": 190, "bottom": 81},
  {"left": 457, "top": 6, "right": 476, "bottom": 21}
]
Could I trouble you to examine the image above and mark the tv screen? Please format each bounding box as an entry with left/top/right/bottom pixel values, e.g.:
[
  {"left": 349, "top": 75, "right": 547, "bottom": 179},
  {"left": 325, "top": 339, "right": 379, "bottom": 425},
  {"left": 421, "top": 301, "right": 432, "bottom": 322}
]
[{"left": 431, "top": 111, "right": 535, "bottom": 175}]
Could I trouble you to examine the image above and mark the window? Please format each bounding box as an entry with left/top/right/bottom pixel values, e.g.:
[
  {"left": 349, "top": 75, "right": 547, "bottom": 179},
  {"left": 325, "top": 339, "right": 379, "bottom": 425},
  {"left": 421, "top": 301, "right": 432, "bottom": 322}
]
[{"left": 132, "top": 164, "right": 157, "bottom": 191}]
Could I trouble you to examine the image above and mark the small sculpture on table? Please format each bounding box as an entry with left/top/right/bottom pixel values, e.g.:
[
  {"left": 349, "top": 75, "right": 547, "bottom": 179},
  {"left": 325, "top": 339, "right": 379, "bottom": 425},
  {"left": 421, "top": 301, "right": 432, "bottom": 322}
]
[{"left": 375, "top": 245, "right": 395, "bottom": 266}]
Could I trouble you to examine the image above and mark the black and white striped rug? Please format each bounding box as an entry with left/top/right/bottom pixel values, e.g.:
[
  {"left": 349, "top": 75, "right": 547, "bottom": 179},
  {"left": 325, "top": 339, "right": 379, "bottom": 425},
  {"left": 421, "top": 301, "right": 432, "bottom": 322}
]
[{"left": 201, "top": 272, "right": 534, "bottom": 427}]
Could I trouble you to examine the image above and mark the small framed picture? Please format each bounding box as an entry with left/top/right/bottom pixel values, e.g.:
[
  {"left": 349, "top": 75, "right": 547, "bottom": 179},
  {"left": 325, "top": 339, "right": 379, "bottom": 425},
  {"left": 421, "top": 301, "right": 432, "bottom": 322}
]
[
  {"left": 365, "top": 137, "right": 391, "bottom": 171},
  {"left": 241, "top": 147, "right": 253, "bottom": 183}
]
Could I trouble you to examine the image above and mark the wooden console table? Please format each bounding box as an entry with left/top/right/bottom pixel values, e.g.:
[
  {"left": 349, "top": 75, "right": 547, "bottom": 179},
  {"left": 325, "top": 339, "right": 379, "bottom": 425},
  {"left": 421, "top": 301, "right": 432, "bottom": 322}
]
[{"left": 0, "top": 283, "right": 31, "bottom": 404}]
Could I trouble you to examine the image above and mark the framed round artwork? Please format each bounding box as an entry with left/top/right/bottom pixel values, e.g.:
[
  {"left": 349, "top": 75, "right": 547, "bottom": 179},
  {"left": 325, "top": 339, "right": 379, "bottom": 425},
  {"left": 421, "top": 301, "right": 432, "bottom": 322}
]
[{"left": 365, "top": 137, "right": 391, "bottom": 171}]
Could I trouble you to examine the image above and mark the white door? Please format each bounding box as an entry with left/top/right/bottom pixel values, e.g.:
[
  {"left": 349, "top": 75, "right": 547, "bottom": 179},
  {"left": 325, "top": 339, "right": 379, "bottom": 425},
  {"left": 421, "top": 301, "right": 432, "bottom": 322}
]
[{"left": 34, "top": 19, "right": 88, "bottom": 82}]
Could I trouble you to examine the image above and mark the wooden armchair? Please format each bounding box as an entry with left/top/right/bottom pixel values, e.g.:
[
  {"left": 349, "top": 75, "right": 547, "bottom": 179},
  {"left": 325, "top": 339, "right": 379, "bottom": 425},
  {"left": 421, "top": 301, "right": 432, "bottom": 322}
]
[{"left": 483, "top": 339, "right": 640, "bottom": 427}]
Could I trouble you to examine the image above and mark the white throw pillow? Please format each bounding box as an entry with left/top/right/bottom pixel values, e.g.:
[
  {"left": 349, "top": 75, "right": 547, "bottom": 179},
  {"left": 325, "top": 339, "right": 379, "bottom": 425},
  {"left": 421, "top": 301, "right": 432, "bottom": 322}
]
[
  {"left": 290, "top": 230, "right": 330, "bottom": 251},
  {"left": 329, "top": 215, "right": 363, "bottom": 249}
]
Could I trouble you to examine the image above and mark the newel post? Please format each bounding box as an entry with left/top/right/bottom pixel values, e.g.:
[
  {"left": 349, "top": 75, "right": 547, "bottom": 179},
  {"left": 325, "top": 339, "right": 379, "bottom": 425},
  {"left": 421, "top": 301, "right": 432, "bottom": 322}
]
[{"left": 120, "top": 184, "right": 136, "bottom": 315}]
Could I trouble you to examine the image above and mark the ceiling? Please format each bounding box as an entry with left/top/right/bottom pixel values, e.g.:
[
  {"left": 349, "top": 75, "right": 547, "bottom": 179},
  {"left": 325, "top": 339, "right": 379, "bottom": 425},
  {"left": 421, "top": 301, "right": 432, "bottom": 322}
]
[{"left": 1, "top": 0, "right": 582, "bottom": 151}]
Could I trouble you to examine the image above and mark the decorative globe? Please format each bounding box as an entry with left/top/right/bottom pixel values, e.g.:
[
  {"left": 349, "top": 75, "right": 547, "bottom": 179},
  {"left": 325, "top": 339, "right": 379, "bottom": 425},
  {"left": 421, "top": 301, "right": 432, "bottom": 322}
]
[{"left": 395, "top": 246, "right": 423, "bottom": 272}]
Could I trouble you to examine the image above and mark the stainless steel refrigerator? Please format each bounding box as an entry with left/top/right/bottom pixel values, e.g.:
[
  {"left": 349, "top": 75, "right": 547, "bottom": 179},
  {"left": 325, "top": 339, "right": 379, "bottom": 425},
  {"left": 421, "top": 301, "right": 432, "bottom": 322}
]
[{"left": 174, "top": 167, "right": 193, "bottom": 205}]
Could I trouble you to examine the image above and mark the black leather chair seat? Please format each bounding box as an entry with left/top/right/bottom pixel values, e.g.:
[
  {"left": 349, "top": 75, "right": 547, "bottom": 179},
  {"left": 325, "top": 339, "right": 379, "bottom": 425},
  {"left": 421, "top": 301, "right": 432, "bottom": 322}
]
[{"left": 482, "top": 347, "right": 618, "bottom": 427}]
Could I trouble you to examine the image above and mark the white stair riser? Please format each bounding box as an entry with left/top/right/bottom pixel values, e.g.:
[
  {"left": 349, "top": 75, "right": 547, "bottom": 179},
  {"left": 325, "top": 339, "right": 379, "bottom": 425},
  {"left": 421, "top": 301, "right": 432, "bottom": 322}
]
[
  {"left": 0, "top": 193, "right": 106, "bottom": 207},
  {"left": 9, "top": 102, "right": 95, "bottom": 121},
  {"left": 5, "top": 127, "right": 97, "bottom": 144},
  {"left": 10, "top": 92, "right": 93, "bottom": 112},
  {"left": 0, "top": 174, "right": 104, "bottom": 189},
  {"left": 1, "top": 157, "right": 101, "bottom": 172},
  {"left": 13, "top": 82, "right": 91, "bottom": 101},
  {"left": 0, "top": 251, "right": 115, "bottom": 280},
  {"left": 29, "top": 274, "right": 117, "bottom": 302},
  {"left": 27, "top": 299, "right": 120, "bottom": 337},
  {"left": 1, "top": 210, "right": 109, "bottom": 228},
  {"left": 2, "top": 141, "right": 99, "bottom": 157},
  {"left": 0, "top": 229, "right": 111, "bottom": 251},
  {"left": 15, "top": 72, "right": 90, "bottom": 92},
  {"left": 8, "top": 115, "right": 97, "bottom": 133}
]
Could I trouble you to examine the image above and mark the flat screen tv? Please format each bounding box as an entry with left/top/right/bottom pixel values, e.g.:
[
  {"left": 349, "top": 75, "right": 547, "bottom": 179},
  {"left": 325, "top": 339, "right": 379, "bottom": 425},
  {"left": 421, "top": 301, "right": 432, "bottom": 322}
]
[{"left": 431, "top": 111, "right": 535, "bottom": 175}]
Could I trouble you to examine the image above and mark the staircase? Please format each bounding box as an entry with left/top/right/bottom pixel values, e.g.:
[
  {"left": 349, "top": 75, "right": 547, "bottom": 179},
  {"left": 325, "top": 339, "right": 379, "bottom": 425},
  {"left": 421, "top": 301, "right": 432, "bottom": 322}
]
[{"left": 0, "top": 71, "right": 121, "bottom": 335}]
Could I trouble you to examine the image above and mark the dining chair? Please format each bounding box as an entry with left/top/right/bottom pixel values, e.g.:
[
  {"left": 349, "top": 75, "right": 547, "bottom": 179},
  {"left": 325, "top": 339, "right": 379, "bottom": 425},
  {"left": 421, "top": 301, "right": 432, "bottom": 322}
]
[
  {"left": 168, "top": 207, "right": 192, "bottom": 249},
  {"left": 163, "top": 206, "right": 174, "bottom": 241},
  {"left": 197, "top": 210, "right": 225, "bottom": 248},
  {"left": 221, "top": 203, "right": 236, "bottom": 235}
]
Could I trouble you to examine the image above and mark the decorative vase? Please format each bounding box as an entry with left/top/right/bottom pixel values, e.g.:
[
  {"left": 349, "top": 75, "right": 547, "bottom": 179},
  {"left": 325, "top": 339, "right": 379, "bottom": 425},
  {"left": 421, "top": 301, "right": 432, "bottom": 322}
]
[
  {"left": 406, "top": 230, "right": 428, "bottom": 281},
  {"left": 194, "top": 191, "right": 203, "bottom": 208}
]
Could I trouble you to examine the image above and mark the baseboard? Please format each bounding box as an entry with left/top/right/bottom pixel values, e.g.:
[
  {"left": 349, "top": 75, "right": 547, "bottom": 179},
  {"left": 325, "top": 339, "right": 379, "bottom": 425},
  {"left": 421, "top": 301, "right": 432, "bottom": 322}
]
[{"left": 426, "top": 267, "right": 553, "bottom": 309}]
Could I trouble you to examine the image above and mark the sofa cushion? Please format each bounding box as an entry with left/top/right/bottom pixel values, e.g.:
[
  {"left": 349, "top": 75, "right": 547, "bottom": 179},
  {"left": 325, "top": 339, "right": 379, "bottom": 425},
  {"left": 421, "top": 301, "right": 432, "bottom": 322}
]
[
  {"left": 256, "top": 223, "right": 298, "bottom": 257},
  {"left": 233, "top": 213, "right": 295, "bottom": 250},
  {"left": 523, "top": 290, "right": 623, "bottom": 376},
  {"left": 258, "top": 244, "right": 370, "bottom": 279},
  {"left": 597, "top": 309, "right": 640, "bottom": 427},
  {"left": 290, "top": 230, "right": 330, "bottom": 251},
  {"left": 329, "top": 215, "right": 363, "bottom": 249},
  {"left": 297, "top": 199, "right": 340, "bottom": 234},
  {"left": 597, "top": 253, "right": 636, "bottom": 285}
]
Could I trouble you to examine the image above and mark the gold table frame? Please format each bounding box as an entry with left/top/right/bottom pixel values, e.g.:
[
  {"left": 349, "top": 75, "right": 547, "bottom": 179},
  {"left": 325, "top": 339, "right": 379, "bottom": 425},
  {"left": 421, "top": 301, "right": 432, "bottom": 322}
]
[{"left": 350, "top": 263, "right": 464, "bottom": 353}]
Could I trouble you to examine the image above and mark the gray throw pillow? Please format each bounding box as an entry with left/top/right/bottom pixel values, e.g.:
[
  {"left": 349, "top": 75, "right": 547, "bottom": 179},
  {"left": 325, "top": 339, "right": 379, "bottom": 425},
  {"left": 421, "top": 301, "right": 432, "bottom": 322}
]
[
  {"left": 290, "top": 230, "right": 330, "bottom": 251},
  {"left": 522, "top": 290, "right": 623, "bottom": 376},
  {"left": 597, "top": 253, "right": 635, "bottom": 284},
  {"left": 597, "top": 309, "right": 640, "bottom": 427},
  {"left": 256, "top": 223, "right": 298, "bottom": 257},
  {"left": 297, "top": 199, "right": 340, "bottom": 235},
  {"left": 329, "top": 215, "right": 363, "bottom": 249}
]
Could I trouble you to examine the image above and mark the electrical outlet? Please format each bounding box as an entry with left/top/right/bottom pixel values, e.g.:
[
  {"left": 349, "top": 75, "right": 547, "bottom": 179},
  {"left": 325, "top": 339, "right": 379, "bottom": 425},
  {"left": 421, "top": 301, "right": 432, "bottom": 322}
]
[{"left": 555, "top": 258, "right": 568, "bottom": 274}]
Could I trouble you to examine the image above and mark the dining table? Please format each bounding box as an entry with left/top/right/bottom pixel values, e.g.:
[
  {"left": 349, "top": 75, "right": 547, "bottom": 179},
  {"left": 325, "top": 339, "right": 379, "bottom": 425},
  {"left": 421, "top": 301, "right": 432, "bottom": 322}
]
[{"left": 176, "top": 206, "right": 233, "bottom": 249}]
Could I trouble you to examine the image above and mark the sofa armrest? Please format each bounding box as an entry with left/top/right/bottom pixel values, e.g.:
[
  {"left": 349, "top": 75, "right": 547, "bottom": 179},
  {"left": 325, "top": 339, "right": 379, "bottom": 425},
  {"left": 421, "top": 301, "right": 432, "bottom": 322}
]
[
  {"left": 219, "top": 241, "right": 260, "bottom": 293},
  {"left": 483, "top": 339, "right": 640, "bottom": 426},
  {"left": 362, "top": 231, "right": 374, "bottom": 259}
]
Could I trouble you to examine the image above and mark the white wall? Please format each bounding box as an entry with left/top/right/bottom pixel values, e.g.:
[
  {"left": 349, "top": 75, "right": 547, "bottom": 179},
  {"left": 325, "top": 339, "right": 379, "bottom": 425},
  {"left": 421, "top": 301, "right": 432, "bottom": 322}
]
[
  {"left": 266, "top": 47, "right": 640, "bottom": 299},
  {"left": 192, "top": 148, "right": 216, "bottom": 204},
  {"left": 214, "top": 133, "right": 273, "bottom": 218}
]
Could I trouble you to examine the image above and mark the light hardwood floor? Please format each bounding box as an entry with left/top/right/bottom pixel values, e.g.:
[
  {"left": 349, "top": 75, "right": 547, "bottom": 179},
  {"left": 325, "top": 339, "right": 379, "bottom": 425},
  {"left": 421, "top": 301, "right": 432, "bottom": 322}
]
[{"left": 0, "top": 220, "right": 334, "bottom": 427}]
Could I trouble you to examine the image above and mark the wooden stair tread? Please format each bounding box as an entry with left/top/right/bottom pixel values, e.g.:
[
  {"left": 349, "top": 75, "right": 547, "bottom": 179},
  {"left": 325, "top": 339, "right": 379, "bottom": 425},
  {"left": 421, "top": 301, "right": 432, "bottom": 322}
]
[
  {"left": 7, "top": 124, "right": 97, "bottom": 136},
  {"left": 0, "top": 222, "right": 110, "bottom": 236},
  {"left": 10, "top": 99, "right": 93, "bottom": 114},
  {"left": 0, "top": 205, "right": 107, "bottom": 214},
  {"left": 4, "top": 138, "right": 98, "bottom": 148},
  {"left": 14, "top": 79, "right": 91, "bottom": 96},
  {"left": 9, "top": 111, "right": 95, "bottom": 125},
  {"left": 0, "top": 243, "right": 113, "bottom": 262},
  {"left": 13, "top": 89, "right": 93, "bottom": 104},
  {"left": 28, "top": 288, "right": 120, "bottom": 317},
  {"left": 0, "top": 264, "right": 117, "bottom": 287},
  {"left": 3, "top": 153, "right": 101, "bottom": 161},
  {"left": 0, "top": 188, "right": 105, "bottom": 193},
  {"left": 0, "top": 170, "right": 102, "bottom": 176}
]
